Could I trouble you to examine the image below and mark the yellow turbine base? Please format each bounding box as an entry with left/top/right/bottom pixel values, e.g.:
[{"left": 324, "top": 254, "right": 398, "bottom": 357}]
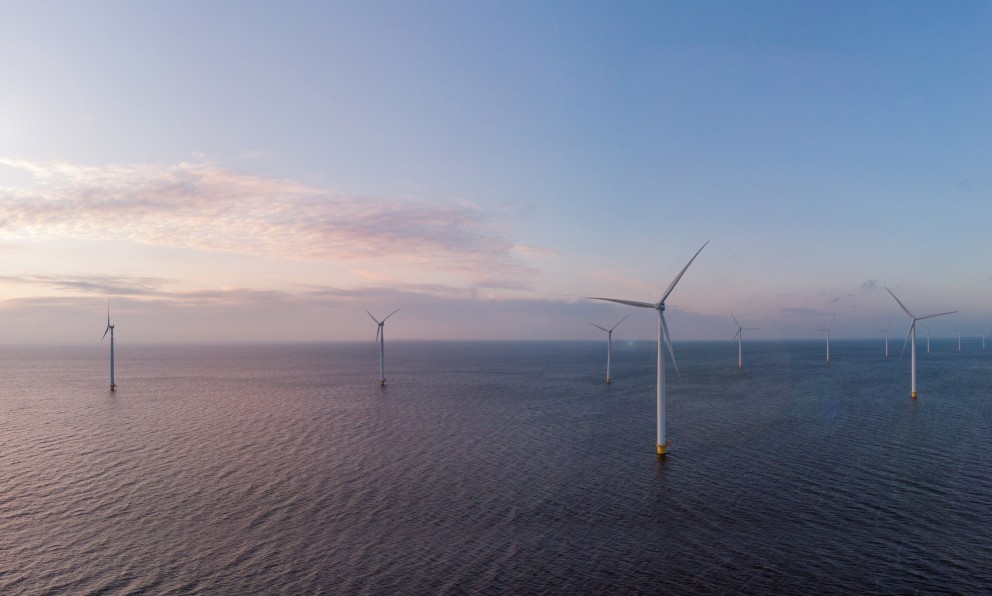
[
  {"left": 606, "top": 379, "right": 612, "bottom": 384},
  {"left": 379, "top": 379, "right": 386, "bottom": 386},
  {"left": 911, "top": 391, "right": 917, "bottom": 399},
  {"left": 656, "top": 439, "right": 672, "bottom": 456}
]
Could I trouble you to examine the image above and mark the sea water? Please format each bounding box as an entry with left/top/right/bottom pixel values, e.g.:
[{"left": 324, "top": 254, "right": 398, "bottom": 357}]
[{"left": 1, "top": 340, "right": 990, "bottom": 593}]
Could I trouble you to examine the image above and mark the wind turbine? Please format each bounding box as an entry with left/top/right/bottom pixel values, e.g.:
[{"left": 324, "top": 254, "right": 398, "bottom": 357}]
[
  {"left": 367, "top": 309, "right": 400, "bottom": 386},
  {"left": 922, "top": 323, "right": 931, "bottom": 355},
  {"left": 877, "top": 318, "right": 891, "bottom": 358},
  {"left": 730, "top": 311, "right": 758, "bottom": 369},
  {"left": 101, "top": 304, "right": 116, "bottom": 391},
  {"left": 816, "top": 314, "right": 837, "bottom": 364},
  {"left": 958, "top": 329, "right": 962, "bottom": 352},
  {"left": 885, "top": 287, "right": 956, "bottom": 398},
  {"left": 589, "top": 314, "right": 630, "bottom": 384},
  {"left": 589, "top": 240, "right": 708, "bottom": 457}
]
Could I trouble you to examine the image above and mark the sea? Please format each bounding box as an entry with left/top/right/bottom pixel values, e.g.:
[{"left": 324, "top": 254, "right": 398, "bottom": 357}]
[{"left": 1, "top": 339, "right": 990, "bottom": 594}]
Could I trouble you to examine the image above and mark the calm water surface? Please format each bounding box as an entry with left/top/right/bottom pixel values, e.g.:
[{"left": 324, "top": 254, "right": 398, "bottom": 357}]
[{"left": 1, "top": 340, "right": 990, "bottom": 593}]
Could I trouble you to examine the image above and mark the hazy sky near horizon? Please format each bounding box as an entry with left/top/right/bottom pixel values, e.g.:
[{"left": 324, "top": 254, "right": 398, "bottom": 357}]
[{"left": 1, "top": 1, "right": 990, "bottom": 343}]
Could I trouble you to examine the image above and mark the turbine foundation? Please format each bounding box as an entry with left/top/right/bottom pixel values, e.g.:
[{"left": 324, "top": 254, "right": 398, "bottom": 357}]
[
  {"left": 911, "top": 391, "right": 917, "bottom": 399},
  {"left": 379, "top": 379, "right": 386, "bottom": 387},
  {"left": 656, "top": 438, "right": 671, "bottom": 456}
]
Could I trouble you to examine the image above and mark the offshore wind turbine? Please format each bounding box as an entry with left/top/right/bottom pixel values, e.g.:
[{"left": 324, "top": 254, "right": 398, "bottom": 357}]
[
  {"left": 367, "top": 309, "right": 400, "bottom": 386},
  {"left": 886, "top": 287, "right": 956, "bottom": 398},
  {"left": 958, "top": 329, "right": 962, "bottom": 352},
  {"left": 816, "top": 314, "right": 837, "bottom": 364},
  {"left": 923, "top": 323, "right": 932, "bottom": 355},
  {"left": 101, "top": 305, "right": 116, "bottom": 391},
  {"left": 589, "top": 314, "right": 630, "bottom": 384},
  {"left": 589, "top": 240, "right": 708, "bottom": 457},
  {"left": 878, "top": 319, "right": 891, "bottom": 358},
  {"left": 730, "top": 311, "right": 758, "bottom": 369}
]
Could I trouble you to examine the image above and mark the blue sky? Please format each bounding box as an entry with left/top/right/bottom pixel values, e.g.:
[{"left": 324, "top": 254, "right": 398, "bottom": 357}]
[{"left": 0, "top": 1, "right": 990, "bottom": 342}]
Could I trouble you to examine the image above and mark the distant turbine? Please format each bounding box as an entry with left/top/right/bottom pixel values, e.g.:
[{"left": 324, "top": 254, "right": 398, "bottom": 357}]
[
  {"left": 589, "top": 314, "right": 630, "bottom": 384},
  {"left": 730, "top": 311, "right": 758, "bottom": 369},
  {"left": 958, "top": 329, "right": 962, "bottom": 352},
  {"left": 101, "top": 304, "right": 116, "bottom": 391},
  {"left": 367, "top": 309, "right": 400, "bottom": 386},
  {"left": 815, "top": 314, "right": 837, "bottom": 364},
  {"left": 922, "top": 323, "right": 931, "bottom": 355},
  {"left": 984, "top": 330, "right": 992, "bottom": 350},
  {"left": 589, "top": 241, "right": 708, "bottom": 457},
  {"left": 878, "top": 318, "right": 891, "bottom": 358},
  {"left": 886, "top": 287, "right": 956, "bottom": 398}
]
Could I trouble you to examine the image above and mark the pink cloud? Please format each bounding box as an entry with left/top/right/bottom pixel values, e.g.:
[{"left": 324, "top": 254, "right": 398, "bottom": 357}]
[{"left": 0, "top": 158, "right": 535, "bottom": 290}]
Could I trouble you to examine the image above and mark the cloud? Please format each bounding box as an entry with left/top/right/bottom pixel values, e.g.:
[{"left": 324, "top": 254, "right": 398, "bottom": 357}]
[
  {"left": 0, "top": 158, "right": 535, "bottom": 290},
  {"left": 0, "top": 274, "right": 170, "bottom": 296},
  {"left": 860, "top": 279, "right": 878, "bottom": 292}
]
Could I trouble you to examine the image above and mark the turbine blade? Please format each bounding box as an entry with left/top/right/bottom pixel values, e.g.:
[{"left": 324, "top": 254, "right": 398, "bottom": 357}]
[
  {"left": 732, "top": 329, "right": 741, "bottom": 340},
  {"left": 730, "top": 310, "right": 740, "bottom": 327},
  {"left": 828, "top": 314, "right": 837, "bottom": 330},
  {"left": 661, "top": 313, "right": 681, "bottom": 381},
  {"left": 589, "top": 322, "right": 610, "bottom": 332},
  {"left": 366, "top": 310, "right": 381, "bottom": 324},
  {"left": 382, "top": 308, "right": 401, "bottom": 322},
  {"left": 102, "top": 326, "right": 109, "bottom": 342},
  {"left": 609, "top": 313, "right": 631, "bottom": 331},
  {"left": 660, "top": 241, "right": 709, "bottom": 304},
  {"left": 588, "top": 297, "right": 655, "bottom": 308},
  {"left": 885, "top": 287, "right": 915, "bottom": 319},
  {"left": 917, "top": 310, "right": 957, "bottom": 321},
  {"left": 900, "top": 321, "right": 914, "bottom": 358},
  {"left": 375, "top": 324, "right": 380, "bottom": 343}
]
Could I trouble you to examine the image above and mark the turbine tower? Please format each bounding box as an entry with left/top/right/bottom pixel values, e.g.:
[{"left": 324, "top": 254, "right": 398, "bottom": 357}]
[
  {"left": 922, "top": 322, "right": 932, "bottom": 355},
  {"left": 589, "top": 240, "right": 708, "bottom": 457},
  {"left": 885, "top": 287, "right": 956, "bottom": 398},
  {"left": 367, "top": 309, "right": 400, "bottom": 386},
  {"left": 958, "top": 329, "right": 962, "bottom": 352},
  {"left": 731, "top": 311, "right": 758, "bottom": 369},
  {"left": 878, "top": 319, "right": 891, "bottom": 358},
  {"left": 816, "top": 314, "right": 837, "bottom": 364},
  {"left": 101, "top": 305, "right": 116, "bottom": 391},
  {"left": 589, "top": 314, "right": 630, "bottom": 384}
]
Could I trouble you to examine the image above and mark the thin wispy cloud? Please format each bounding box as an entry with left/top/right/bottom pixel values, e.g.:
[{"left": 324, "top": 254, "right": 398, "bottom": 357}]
[
  {"left": 0, "top": 274, "right": 170, "bottom": 296},
  {"left": 0, "top": 159, "right": 535, "bottom": 290}
]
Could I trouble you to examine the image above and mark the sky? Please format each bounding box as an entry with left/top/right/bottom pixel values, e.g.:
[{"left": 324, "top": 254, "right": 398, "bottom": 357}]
[{"left": 0, "top": 0, "right": 990, "bottom": 343}]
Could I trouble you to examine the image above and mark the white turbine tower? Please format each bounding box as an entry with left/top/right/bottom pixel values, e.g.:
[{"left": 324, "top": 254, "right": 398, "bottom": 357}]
[
  {"left": 101, "top": 305, "right": 116, "bottom": 391},
  {"left": 731, "top": 311, "right": 758, "bottom": 369},
  {"left": 922, "top": 322, "right": 932, "bottom": 355},
  {"left": 878, "top": 319, "right": 891, "bottom": 358},
  {"left": 885, "top": 287, "right": 956, "bottom": 399},
  {"left": 958, "top": 329, "right": 962, "bottom": 352},
  {"left": 589, "top": 314, "right": 630, "bottom": 384},
  {"left": 589, "top": 241, "right": 708, "bottom": 457},
  {"left": 367, "top": 309, "right": 400, "bottom": 386},
  {"left": 816, "top": 314, "right": 837, "bottom": 364}
]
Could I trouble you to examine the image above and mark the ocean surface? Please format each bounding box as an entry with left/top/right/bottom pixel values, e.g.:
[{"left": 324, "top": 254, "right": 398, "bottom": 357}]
[{"left": 1, "top": 339, "right": 990, "bottom": 594}]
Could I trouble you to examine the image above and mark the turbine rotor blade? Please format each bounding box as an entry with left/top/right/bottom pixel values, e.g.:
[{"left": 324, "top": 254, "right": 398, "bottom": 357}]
[
  {"left": 900, "top": 321, "right": 914, "bottom": 358},
  {"left": 609, "top": 313, "right": 631, "bottom": 331},
  {"left": 589, "top": 322, "right": 610, "bottom": 333},
  {"left": 382, "top": 308, "right": 401, "bottom": 322},
  {"left": 917, "top": 310, "right": 957, "bottom": 321},
  {"left": 885, "top": 287, "right": 915, "bottom": 319},
  {"left": 828, "top": 314, "right": 837, "bottom": 330},
  {"left": 730, "top": 311, "right": 740, "bottom": 327},
  {"left": 589, "top": 297, "right": 655, "bottom": 309},
  {"left": 661, "top": 312, "right": 681, "bottom": 381},
  {"left": 102, "top": 326, "right": 109, "bottom": 342},
  {"left": 732, "top": 329, "right": 741, "bottom": 340},
  {"left": 375, "top": 324, "right": 381, "bottom": 343},
  {"left": 366, "top": 310, "right": 381, "bottom": 324},
  {"left": 660, "top": 240, "right": 709, "bottom": 304}
]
